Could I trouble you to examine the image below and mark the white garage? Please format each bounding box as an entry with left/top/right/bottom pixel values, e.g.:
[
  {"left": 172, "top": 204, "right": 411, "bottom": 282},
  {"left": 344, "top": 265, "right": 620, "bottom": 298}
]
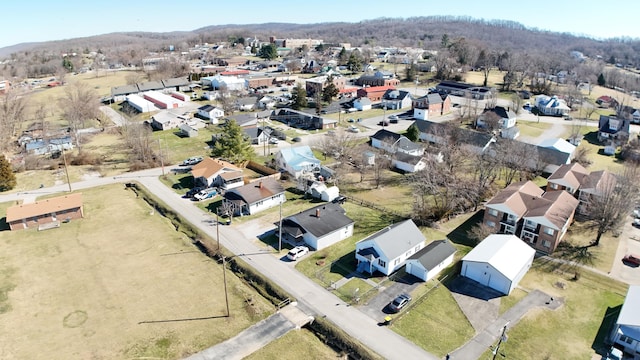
[
  {"left": 461, "top": 234, "right": 535, "bottom": 295},
  {"left": 405, "top": 240, "right": 456, "bottom": 282}
]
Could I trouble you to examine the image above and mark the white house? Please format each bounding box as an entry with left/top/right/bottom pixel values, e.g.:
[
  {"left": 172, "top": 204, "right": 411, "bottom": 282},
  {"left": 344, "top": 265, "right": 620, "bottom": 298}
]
[
  {"left": 392, "top": 152, "right": 427, "bottom": 173},
  {"left": 197, "top": 105, "right": 224, "bottom": 124},
  {"left": 370, "top": 129, "right": 424, "bottom": 156},
  {"left": 380, "top": 89, "right": 412, "bottom": 110},
  {"left": 610, "top": 285, "right": 640, "bottom": 357},
  {"left": 476, "top": 106, "right": 518, "bottom": 139},
  {"left": 222, "top": 178, "right": 286, "bottom": 216},
  {"left": 280, "top": 202, "right": 354, "bottom": 250},
  {"left": 461, "top": 234, "right": 535, "bottom": 295},
  {"left": 535, "top": 95, "right": 570, "bottom": 116},
  {"left": 538, "top": 138, "right": 576, "bottom": 161},
  {"left": 275, "top": 146, "right": 321, "bottom": 179},
  {"left": 353, "top": 97, "right": 372, "bottom": 111},
  {"left": 405, "top": 240, "right": 457, "bottom": 282},
  {"left": 355, "top": 219, "right": 427, "bottom": 276}
]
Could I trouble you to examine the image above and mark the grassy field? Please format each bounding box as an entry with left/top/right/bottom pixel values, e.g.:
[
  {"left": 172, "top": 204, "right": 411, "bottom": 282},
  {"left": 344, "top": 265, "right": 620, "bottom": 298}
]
[
  {"left": 243, "top": 327, "right": 342, "bottom": 360},
  {"left": 517, "top": 121, "right": 553, "bottom": 139},
  {"left": 464, "top": 70, "right": 507, "bottom": 88},
  {"left": 0, "top": 184, "right": 276, "bottom": 359}
]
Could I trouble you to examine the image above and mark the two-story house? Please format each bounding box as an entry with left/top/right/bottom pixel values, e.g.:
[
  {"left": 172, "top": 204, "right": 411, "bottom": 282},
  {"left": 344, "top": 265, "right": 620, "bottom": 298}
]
[
  {"left": 380, "top": 89, "right": 412, "bottom": 110},
  {"left": 411, "top": 93, "right": 451, "bottom": 120},
  {"left": 598, "top": 115, "right": 630, "bottom": 144},
  {"left": 483, "top": 180, "right": 579, "bottom": 254},
  {"left": 476, "top": 106, "right": 519, "bottom": 139}
]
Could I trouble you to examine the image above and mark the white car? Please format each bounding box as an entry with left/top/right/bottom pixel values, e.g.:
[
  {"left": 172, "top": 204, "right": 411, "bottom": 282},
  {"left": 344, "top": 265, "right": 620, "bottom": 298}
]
[
  {"left": 269, "top": 137, "right": 279, "bottom": 144},
  {"left": 182, "top": 156, "right": 203, "bottom": 166},
  {"left": 287, "top": 246, "right": 309, "bottom": 261}
]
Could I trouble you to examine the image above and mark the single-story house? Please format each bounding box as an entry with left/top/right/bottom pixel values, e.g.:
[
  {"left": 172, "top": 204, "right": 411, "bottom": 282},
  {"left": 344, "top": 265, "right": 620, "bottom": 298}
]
[
  {"left": 275, "top": 146, "right": 321, "bottom": 179},
  {"left": 370, "top": 129, "right": 424, "bottom": 156},
  {"left": 392, "top": 152, "right": 427, "bottom": 173},
  {"left": 353, "top": 97, "right": 372, "bottom": 111},
  {"left": 151, "top": 110, "right": 190, "bottom": 131},
  {"left": 197, "top": 105, "right": 224, "bottom": 124},
  {"left": 537, "top": 138, "right": 576, "bottom": 161},
  {"left": 534, "top": 95, "right": 570, "bottom": 116},
  {"left": 610, "top": 285, "right": 640, "bottom": 357},
  {"left": 356, "top": 85, "right": 395, "bottom": 103},
  {"left": 6, "top": 193, "right": 83, "bottom": 231},
  {"left": 461, "top": 234, "right": 535, "bottom": 295},
  {"left": 405, "top": 240, "right": 456, "bottom": 282},
  {"left": 279, "top": 202, "right": 354, "bottom": 250},
  {"left": 235, "top": 97, "right": 257, "bottom": 112},
  {"left": 190, "top": 158, "right": 243, "bottom": 189},
  {"left": 223, "top": 178, "right": 286, "bottom": 216},
  {"left": 271, "top": 108, "right": 337, "bottom": 130},
  {"left": 24, "top": 136, "right": 73, "bottom": 156},
  {"left": 355, "top": 219, "right": 427, "bottom": 276},
  {"left": 412, "top": 120, "right": 496, "bottom": 154}
]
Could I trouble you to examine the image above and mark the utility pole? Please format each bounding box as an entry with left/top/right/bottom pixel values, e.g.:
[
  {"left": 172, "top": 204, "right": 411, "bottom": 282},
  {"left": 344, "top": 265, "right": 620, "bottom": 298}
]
[
  {"left": 216, "top": 208, "right": 220, "bottom": 251},
  {"left": 278, "top": 199, "right": 283, "bottom": 252},
  {"left": 157, "top": 139, "right": 164, "bottom": 176},
  {"left": 492, "top": 321, "right": 510, "bottom": 360},
  {"left": 222, "top": 254, "right": 230, "bottom": 317},
  {"left": 61, "top": 147, "right": 72, "bottom": 192}
]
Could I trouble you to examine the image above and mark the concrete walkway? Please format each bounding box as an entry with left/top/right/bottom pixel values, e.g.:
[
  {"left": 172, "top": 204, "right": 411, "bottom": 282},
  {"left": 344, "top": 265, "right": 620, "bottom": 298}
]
[
  {"left": 450, "top": 289, "right": 562, "bottom": 359},
  {"left": 186, "top": 303, "right": 313, "bottom": 360}
]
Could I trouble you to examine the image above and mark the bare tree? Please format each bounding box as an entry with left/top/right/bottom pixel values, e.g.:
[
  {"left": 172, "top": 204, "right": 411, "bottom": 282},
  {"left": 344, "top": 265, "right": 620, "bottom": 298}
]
[
  {"left": 467, "top": 222, "right": 495, "bottom": 245},
  {"left": 119, "top": 120, "right": 160, "bottom": 170},
  {"left": 0, "top": 93, "right": 28, "bottom": 151},
  {"left": 59, "top": 82, "right": 100, "bottom": 151},
  {"left": 585, "top": 165, "right": 640, "bottom": 246},
  {"left": 371, "top": 149, "right": 391, "bottom": 189}
]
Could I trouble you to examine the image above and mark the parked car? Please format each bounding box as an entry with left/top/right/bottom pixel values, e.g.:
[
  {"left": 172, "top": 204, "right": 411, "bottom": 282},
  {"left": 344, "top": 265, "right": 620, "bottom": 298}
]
[
  {"left": 623, "top": 254, "right": 640, "bottom": 267},
  {"left": 332, "top": 195, "right": 347, "bottom": 204},
  {"left": 378, "top": 121, "right": 389, "bottom": 127},
  {"left": 347, "top": 118, "right": 355, "bottom": 123},
  {"left": 182, "top": 156, "right": 203, "bottom": 166},
  {"left": 193, "top": 188, "right": 217, "bottom": 201},
  {"left": 388, "top": 115, "right": 399, "bottom": 121},
  {"left": 287, "top": 246, "right": 309, "bottom": 261},
  {"left": 634, "top": 209, "right": 640, "bottom": 218},
  {"left": 348, "top": 125, "right": 360, "bottom": 133},
  {"left": 292, "top": 137, "right": 302, "bottom": 142},
  {"left": 634, "top": 218, "right": 640, "bottom": 228},
  {"left": 388, "top": 293, "right": 412, "bottom": 313},
  {"left": 185, "top": 187, "right": 205, "bottom": 198},
  {"left": 606, "top": 347, "right": 623, "bottom": 360},
  {"left": 269, "top": 137, "right": 279, "bottom": 144}
]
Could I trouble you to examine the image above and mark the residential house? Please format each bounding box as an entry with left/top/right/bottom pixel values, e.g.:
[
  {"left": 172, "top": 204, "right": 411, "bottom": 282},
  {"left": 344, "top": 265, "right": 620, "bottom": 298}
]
[
  {"left": 244, "top": 126, "right": 272, "bottom": 145},
  {"left": 537, "top": 138, "right": 576, "bottom": 162},
  {"left": 436, "top": 81, "right": 493, "bottom": 99},
  {"left": 577, "top": 170, "right": 616, "bottom": 215},
  {"left": 356, "top": 85, "right": 395, "bottom": 103},
  {"left": 380, "top": 89, "right": 412, "bottom": 110},
  {"left": 355, "top": 71, "right": 400, "bottom": 87},
  {"left": 272, "top": 108, "right": 336, "bottom": 130},
  {"left": 392, "top": 152, "right": 427, "bottom": 173},
  {"left": 190, "top": 158, "right": 243, "bottom": 189},
  {"left": 610, "top": 285, "right": 640, "bottom": 357},
  {"left": 151, "top": 109, "right": 190, "bottom": 131},
  {"left": 412, "top": 93, "right": 451, "bottom": 120},
  {"left": 258, "top": 95, "right": 277, "bottom": 110},
  {"left": 495, "top": 139, "right": 572, "bottom": 174},
  {"left": 476, "top": 106, "right": 518, "bottom": 139},
  {"left": 197, "top": 105, "right": 224, "bottom": 124},
  {"left": 534, "top": 95, "right": 570, "bottom": 116},
  {"left": 279, "top": 202, "right": 354, "bottom": 250},
  {"left": 355, "top": 219, "right": 427, "bottom": 276},
  {"left": 275, "top": 146, "right": 321, "bottom": 179},
  {"left": 235, "top": 97, "right": 257, "bottom": 112},
  {"left": 222, "top": 178, "right": 286, "bottom": 216},
  {"left": 25, "top": 136, "right": 73, "bottom": 156},
  {"left": 545, "top": 162, "right": 589, "bottom": 195},
  {"left": 412, "top": 120, "right": 496, "bottom": 154},
  {"left": 598, "top": 115, "right": 630, "bottom": 144},
  {"left": 461, "top": 234, "right": 535, "bottom": 295},
  {"left": 483, "top": 180, "right": 579, "bottom": 253},
  {"left": 596, "top": 95, "right": 619, "bottom": 109},
  {"left": 6, "top": 193, "right": 83, "bottom": 231},
  {"left": 405, "top": 240, "right": 456, "bottom": 282},
  {"left": 370, "top": 129, "right": 424, "bottom": 156},
  {"left": 353, "top": 97, "right": 372, "bottom": 111}
]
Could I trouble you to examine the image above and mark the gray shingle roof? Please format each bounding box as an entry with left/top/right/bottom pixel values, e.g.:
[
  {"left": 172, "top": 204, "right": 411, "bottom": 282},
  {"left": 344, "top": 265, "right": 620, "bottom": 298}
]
[
  {"left": 224, "top": 178, "right": 284, "bottom": 205},
  {"left": 358, "top": 219, "right": 425, "bottom": 260},
  {"left": 282, "top": 203, "right": 354, "bottom": 238},
  {"left": 408, "top": 240, "right": 456, "bottom": 271}
]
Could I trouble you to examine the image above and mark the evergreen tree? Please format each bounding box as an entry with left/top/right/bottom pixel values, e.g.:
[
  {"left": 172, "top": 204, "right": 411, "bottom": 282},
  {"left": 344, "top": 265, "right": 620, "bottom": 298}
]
[
  {"left": 322, "top": 75, "right": 339, "bottom": 103},
  {"left": 250, "top": 45, "right": 257, "bottom": 54},
  {"left": 405, "top": 64, "right": 417, "bottom": 81},
  {"left": 347, "top": 51, "right": 363, "bottom": 73},
  {"left": 598, "top": 73, "right": 606, "bottom": 87},
  {"left": 211, "top": 120, "right": 254, "bottom": 163},
  {"left": 257, "top": 44, "right": 278, "bottom": 60},
  {"left": 405, "top": 124, "right": 420, "bottom": 142},
  {"left": 291, "top": 84, "right": 308, "bottom": 110},
  {"left": 0, "top": 155, "right": 16, "bottom": 192},
  {"left": 338, "top": 47, "right": 348, "bottom": 65}
]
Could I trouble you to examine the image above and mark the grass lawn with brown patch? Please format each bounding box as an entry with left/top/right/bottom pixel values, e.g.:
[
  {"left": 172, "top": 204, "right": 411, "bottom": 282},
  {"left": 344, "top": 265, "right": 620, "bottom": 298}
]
[
  {"left": 0, "top": 184, "right": 275, "bottom": 359},
  {"left": 243, "top": 327, "right": 342, "bottom": 360}
]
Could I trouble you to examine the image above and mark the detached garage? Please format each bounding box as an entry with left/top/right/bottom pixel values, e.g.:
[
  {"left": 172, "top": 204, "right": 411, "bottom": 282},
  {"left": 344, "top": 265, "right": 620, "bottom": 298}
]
[
  {"left": 461, "top": 234, "right": 535, "bottom": 295},
  {"left": 405, "top": 240, "right": 456, "bottom": 282}
]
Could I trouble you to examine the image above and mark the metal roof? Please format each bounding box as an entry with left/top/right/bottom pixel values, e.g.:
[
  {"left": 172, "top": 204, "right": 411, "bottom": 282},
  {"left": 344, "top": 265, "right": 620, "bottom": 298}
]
[{"left": 462, "top": 234, "right": 535, "bottom": 281}]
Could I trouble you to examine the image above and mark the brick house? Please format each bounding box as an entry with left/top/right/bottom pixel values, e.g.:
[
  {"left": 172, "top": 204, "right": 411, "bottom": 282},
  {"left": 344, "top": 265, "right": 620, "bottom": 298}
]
[
  {"left": 356, "top": 85, "right": 395, "bottom": 103},
  {"left": 483, "top": 181, "right": 578, "bottom": 254},
  {"left": 6, "top": 193, "right": 84, "bottom": 231},
  {"left": 411, "top": 93, "right": 451, "bottom": 120}
]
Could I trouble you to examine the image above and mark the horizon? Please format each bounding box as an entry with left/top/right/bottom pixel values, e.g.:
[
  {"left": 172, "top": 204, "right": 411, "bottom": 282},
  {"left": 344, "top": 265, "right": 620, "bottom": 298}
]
[{"left": 3, "top": 0, "right": 640, "bottom": 49}]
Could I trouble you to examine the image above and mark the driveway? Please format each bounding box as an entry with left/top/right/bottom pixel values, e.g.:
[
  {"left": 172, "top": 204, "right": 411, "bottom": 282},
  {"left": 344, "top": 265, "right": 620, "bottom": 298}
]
[{"left": 609, "top": 216, "right": 640, "bottom": 285}]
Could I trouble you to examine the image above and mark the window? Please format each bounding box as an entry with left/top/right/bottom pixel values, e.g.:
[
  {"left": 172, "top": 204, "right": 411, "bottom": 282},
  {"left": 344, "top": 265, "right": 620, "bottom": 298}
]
[
  {"left": 405, "top": 250, "right": 412, "bottom": 257},
  {"left": 549, "top": 183, "right": 558, "bottom": 189},
  {"left": 487, "top": 208, "right": 498, "bottom": 217},
  {"left": 414, "top": 245, "right": 421, "bottom": 252},
  {"left": 486, "top": 220, "right": 496, "bottom": 227},
  {"left": 620, "top": 335, "right": 634, "bottom": 345},
  {"left": 543, "top": 240, "right": 551, "bottom": 248},
  {"left": 525, "top": 219, "right": 536, "bottom": 229},
  {"left": 394, "top": 258, "right": 400, "bottom": 266},
  {"left": 544, "top": 227, "right": 555, "bottom": 236},
  {"left": 507, "top": 214, "right": 517, "bottom": 222},
  {"left": 378, "top": 259, "right": 386, "bottom": 267}
]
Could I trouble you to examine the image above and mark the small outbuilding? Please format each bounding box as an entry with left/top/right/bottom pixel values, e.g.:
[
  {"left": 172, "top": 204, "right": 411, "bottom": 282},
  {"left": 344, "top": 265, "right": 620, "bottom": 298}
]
[
  {"left": 405, "top": 240, "right": 456, "bottom": 282},
  {"left": 461, "top": 234, "right": 535, "bottom": 295}
]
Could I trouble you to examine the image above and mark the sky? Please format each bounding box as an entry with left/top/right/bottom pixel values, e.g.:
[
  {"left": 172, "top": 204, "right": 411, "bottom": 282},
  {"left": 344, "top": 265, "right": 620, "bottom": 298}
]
[{"left": 3, "top": 0, "right": 639, "bottom": 49}]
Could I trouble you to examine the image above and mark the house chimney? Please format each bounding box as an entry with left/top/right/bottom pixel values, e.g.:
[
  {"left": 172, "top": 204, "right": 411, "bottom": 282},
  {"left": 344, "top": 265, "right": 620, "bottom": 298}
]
[
  {"left": 259, "top": 181, "right": 263, "bottom": 189},
  {"left": 316, "top": 208, "right": 320, "bottom": 218}
]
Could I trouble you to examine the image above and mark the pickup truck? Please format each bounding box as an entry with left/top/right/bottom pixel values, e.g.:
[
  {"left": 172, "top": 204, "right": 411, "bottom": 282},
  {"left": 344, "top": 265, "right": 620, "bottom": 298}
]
[{"left": 193, "top": 188, "right": 217, "bottom": 201}]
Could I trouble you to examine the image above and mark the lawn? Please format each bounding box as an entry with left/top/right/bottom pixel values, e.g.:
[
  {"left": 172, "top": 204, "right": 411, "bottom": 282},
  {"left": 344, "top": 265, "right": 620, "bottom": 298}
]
[
  {"left": 243, "top": 327, "right": 342, "bottom": 360},
  {"left": 478, "top": 259, "right": 628, "bottom": 360},
  {"left": 556, "top": 220, "right": 620, "bottom": 273},
  {"left": 151, "top": 126, "right": 218, "bottom": 166},
  {"left": 0, "top": 184, "right": 276, "bottom": 359},
  {"left": 463, "top": 70, "right": 507, "bottom": 88},
  {"left": 517, "top": 121, "right": 553, "bottom": 139},
  {"left": 392, "top": 282, "right": 475, "bottom": 357}
]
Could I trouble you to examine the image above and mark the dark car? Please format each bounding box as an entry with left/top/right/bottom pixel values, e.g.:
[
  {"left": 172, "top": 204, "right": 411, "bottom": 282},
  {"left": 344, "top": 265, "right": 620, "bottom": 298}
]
[
  {"left": 184, "top": 187, "right": 205, "bottom": 198},
  {"left": 388, "top": 293, "right": 412, "bottom": 313},
  {"left": 292, "top": 137, "right": 302, "bottom": 142},
  {"left": 623, "top": 254, "right": 640, "bottom": 267},
  {"left": 332, "top": 195, "right": 347, "bottom": 204},
  {"left": 378, "top": 121, "right": 389, "bottom": 127}
]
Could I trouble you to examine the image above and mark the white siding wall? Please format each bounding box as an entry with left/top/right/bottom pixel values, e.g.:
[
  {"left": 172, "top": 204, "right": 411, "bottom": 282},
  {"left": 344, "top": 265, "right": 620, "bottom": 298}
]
[
  {"left": 462, "top": 261, "right": 511, "bottom": 295},
  {"left": 308, "top": 224, "right": 354, "bottom": 250},
  {"left": 248, "top": 194, "right": 285, "bottom": 215}
]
